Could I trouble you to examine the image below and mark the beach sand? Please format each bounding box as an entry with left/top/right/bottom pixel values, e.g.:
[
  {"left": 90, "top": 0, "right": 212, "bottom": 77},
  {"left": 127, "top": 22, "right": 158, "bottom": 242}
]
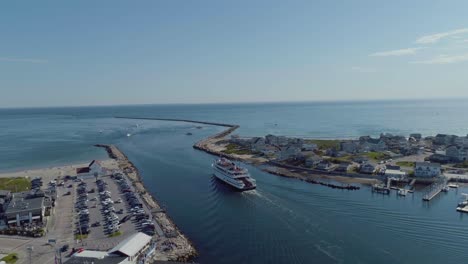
[{"left": 0, "top": 159, "right": 119, "bottom": 183}]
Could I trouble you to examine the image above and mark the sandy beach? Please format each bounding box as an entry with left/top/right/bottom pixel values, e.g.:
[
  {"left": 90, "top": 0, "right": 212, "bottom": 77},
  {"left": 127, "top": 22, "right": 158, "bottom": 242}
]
[{"left": 0, "top": 160, "right": 119, "bottom": 184}]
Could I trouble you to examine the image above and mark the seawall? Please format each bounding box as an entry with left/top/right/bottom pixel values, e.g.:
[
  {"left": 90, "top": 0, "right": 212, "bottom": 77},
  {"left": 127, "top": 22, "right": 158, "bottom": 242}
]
[{"left": 95, "top": 144, "right": 197, "bottom": 262}]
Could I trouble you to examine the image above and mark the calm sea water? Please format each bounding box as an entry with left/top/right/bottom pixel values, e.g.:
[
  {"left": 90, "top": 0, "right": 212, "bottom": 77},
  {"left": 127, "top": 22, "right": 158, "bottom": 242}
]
[{"left": 2, "top": 99, "right": 468, "bottom": 264}]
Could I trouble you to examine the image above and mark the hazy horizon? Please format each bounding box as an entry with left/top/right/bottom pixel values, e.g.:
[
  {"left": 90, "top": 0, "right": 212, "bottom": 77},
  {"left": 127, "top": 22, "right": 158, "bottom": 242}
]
[{"left": 2, "top": 1, "right": 468, "bottom": 108}]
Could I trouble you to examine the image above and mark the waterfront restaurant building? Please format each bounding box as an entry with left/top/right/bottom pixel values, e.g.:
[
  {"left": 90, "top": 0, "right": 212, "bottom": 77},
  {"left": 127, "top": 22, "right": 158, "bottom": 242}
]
[{"left": 4, "top": 195, "right": 45, "bottom": 226}]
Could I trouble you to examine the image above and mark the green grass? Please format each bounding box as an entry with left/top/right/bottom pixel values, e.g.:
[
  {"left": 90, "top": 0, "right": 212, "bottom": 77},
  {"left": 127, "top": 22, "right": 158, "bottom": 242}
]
[
  {"left": 222, "top": 143, "right": 253, "bottom": 155},
  {"left": 363, "top": 152, "right": 391, "bottom": 161},
  {"left": 108, "top": 231, "right": 122, "bottom": 237},
  {"left": 1, "top": 253, "right": 18, "bottom": 264},
  {"left": 0, "top": 177, "right": 31, "bottom": 192},
  {"left": 326, "top": 156, "right": 352, "bottom": 163},
  {"left": 454, "top": 161, "right": 468, "bottom": 168},
  {"left": 75, "top": 234, "right": 88, "bottom": 240},
  {"left": 305, "top": 139, "right": 340, "bottom": 150},
  {"left": 396, "top": 161, "right": 415, "bottom": 167}
]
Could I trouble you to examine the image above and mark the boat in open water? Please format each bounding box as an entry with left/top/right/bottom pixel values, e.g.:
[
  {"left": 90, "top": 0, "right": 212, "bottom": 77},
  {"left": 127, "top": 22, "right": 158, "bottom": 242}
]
[{"left": 212, "top": 158, "right": 256, "bottom": 191}]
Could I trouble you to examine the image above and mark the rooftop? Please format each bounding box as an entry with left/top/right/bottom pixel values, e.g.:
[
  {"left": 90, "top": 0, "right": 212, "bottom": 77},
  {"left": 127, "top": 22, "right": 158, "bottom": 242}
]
[
  {"left": 108, "top": 232, "right": 152, "bottom": 258},
  {"left": 5, "top": 196, "right": 44, "bottom": 215}
]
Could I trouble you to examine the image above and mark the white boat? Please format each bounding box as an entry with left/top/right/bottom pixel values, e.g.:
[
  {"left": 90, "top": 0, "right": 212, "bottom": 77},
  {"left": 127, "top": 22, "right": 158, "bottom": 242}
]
[
  {"left": 212, "top": 158, "right": 256, "bottom": 191},
  {"left": 441, "top": 186, "right": 450, "bottom": 192},
  {"left": 127, "top": 133, "right": 132, "bottom": 137},
  {"left": 448, "top": 183, "right": 459, "bottom": 188},
  {"left": 397, "top": 189, "right": 408, "bottom": 196}
]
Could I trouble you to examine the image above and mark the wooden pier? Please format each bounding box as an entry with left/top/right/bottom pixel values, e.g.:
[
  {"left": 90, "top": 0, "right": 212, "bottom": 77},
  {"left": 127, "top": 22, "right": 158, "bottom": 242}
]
[{"left": 422, "top": 177, "right": 447, "bottom": 201}]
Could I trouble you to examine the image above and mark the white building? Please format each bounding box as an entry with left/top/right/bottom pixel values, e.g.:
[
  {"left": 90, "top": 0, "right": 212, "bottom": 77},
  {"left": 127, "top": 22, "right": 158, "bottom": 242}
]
[
  {"left": 66, "top": 232, "right": 155, "bottom": 264},
  {"left": 414, "top": 162, "right": 441, "bottom": 178},
  {"left": 76, "top": 160, "right": 103, "bottom": 179},
  {"left": 385, "top": 169, "right": 407, "bottom": 178}
]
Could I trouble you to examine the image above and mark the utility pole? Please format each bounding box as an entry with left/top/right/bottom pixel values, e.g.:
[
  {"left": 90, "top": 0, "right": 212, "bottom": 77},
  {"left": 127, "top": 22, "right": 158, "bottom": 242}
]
[{"left": 26, "top": 246, "right": 33, "bottom": 264}]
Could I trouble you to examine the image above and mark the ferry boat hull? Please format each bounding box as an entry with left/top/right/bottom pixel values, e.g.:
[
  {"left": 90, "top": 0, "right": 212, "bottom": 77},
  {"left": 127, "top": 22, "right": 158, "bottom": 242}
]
[
  {"left": 213, "top": 171, "right": 256, "bottom": 191},
  {"left": 212, "top": 158, "right": 256, "bottom": 191}
]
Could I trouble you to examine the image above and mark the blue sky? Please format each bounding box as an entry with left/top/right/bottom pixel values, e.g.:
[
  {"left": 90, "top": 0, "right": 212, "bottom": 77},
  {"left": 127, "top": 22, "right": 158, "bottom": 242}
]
[{"left": 1, "top": 0, "right": 468, "bottom": 107}]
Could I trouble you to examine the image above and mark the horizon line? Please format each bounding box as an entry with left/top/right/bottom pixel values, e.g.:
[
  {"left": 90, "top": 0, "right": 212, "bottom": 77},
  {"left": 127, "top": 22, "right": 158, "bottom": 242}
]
[{"left": 0, "top": 96, "right": 466, "bottom": 110}]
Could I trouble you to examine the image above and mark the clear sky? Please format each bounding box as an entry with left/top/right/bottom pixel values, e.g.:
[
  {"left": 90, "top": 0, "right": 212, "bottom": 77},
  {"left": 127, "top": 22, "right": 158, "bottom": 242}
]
[{"left": 2, "top": 0, "right": 468, "bottom": 107}]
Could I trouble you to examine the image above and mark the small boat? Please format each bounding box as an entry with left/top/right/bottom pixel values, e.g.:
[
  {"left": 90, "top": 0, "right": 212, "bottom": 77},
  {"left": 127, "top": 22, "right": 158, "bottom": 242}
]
[
  {"left": 448, "top": 183, "right": 459, "bottom": 188},
  {"left": 99, "top": 130, "right": 103, "bottom": 133},
  {"left": 127, "top": 133, "right": 131, "bottom": 137},
  {"left": 458, "top": 193, "right": 468, "bottom": 207},
  {"left": 397, "top": 189, "right": 408, "bottom": 196},
  {"left": 372, "top": 184, "right": 390, "bottom": 194},
  {"left": 441, "top": 186, "right": 450, "bottom": 192},
  {"left": 186, "top": 132, "right": 193, "bottom": 136}
]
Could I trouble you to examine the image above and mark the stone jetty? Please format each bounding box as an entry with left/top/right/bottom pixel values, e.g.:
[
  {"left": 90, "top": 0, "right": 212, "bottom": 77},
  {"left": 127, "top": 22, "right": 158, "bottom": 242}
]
[{"left": 95, "top": 144, "right": 197, "bottom": 262}]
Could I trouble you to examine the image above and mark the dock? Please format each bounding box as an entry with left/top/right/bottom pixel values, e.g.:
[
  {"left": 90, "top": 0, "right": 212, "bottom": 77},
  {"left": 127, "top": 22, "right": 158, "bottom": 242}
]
[{"left": 422, "top": 177, "right": 447, "bottom": 201}]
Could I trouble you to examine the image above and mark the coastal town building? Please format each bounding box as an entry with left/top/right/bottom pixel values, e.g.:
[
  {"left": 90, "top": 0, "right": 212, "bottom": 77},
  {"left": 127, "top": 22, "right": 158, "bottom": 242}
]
[
  {"left": 384, "top": 169, "right": 407, "bottom": 178},
  {"left": 340, "top": 141, "right": 359, "bottom": 153},
  {"left": 4, "top": 193, "right": 45, "bottom": 226},
  {"left": 305, "top": 155, "right": 323, "bottom": 167},
  {"left": 410, "top": 133, "right": 422, "bottom": 141},
  {"left": 76, "top": 160, "right": 103, "bottom": 179},
  {"left": 414, "top": 162, "right": 441, "bottom": 178},
  {"left": 445, "top": 145, "right": 468, "bottom": 162},
  {"left": 302, "top": 143, "right": 318, "bottom": 151},
  {"left": 279, "top": 146, "right": 301, "bottom": 160},
  {"left": 65, "top": 232, "right": 155, "bottom": 264},
  {"left": 359, "top": 163, "right": 375, "bottom": 174},
  {"left": 335, "top": 162, "right": 351, "bottom": 172},
  {"left": 359, "top": 136, "right": 387, "bottom": 152},
  {"left": 316, "top": 160, "right": 332, "bottom": 171}
]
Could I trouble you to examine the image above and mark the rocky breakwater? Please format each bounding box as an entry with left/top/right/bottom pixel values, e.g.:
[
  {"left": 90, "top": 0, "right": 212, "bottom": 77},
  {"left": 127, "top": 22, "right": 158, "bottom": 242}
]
[
  {"left": 193, "top": 124, "right": 242, "bottom": 159},
  {"left": 95, "top": 144, "right": 197, "bottom": 262}
]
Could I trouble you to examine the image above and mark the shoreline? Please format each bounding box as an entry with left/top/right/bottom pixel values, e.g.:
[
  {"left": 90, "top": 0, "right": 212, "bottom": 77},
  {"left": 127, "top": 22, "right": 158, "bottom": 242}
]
[
  {"left": 94, "top": 144, "right": 198, "bottom": 262},
  {"left": 191, "top": 123, "right": 376, "bottom": 186},
  {"left": 112, "top": 116, "right": 378, "bottom": 186}
]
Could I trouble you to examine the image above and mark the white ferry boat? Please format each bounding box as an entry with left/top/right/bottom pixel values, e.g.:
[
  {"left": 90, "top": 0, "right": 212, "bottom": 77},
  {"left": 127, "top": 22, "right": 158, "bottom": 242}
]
[{"left": 212, "top": 158, "right": 256, "bottom": 191}]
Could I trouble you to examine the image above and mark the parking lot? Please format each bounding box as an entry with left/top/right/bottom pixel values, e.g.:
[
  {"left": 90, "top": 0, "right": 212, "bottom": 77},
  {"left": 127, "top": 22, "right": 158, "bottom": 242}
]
[{"left": 72, "top": 173, "right": 157, "bottom": 250}]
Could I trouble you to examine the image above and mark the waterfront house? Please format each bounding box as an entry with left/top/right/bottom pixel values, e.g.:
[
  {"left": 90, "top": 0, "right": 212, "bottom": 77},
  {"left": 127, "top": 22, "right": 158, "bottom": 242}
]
[
  {"left": 76, "top": 160, "right": 103, "bottom": 179},
  {"left": 278, "top": 146, "right": 301, "bottom": 160},
  {"left": 250, "top": 137, "right": 266, "bottom": 152},
  {"left": 316, "top": 160, "right": 332, "bottom": 171},
  {"left": 305, "top": 155, "right": 323, "bottom": 167},
  {"left": 335, "top": 162, "right": 351, "bottom": 172},
  {"left": 340, "top": 141, "right": 359, "bottom": 153},
  {"left": 359, "top": 163, "right": 375, "bottom": 174},
  {"left": 454, "top": 135, "right": 468, "bottom": 147},
  {"left": 428, "top": 153, "right": 451, "bottom": 164},
  {"left": 302, "top": 143, "right": 318, "bottom": 151},
  {"left": 359, "top": 136, "right": 387, "bottom": 152},
  {"left": 434, "top": 134, "right": 457, "bottom": 146},
  {"left": 414, "top": 162, "right": 441, "bottom": 178},
  {"left": 410, "top": 133, "right": 422, "bottom": 141},
  {"left": 446, "top": 145, "right": 468, "bottom": 162}
]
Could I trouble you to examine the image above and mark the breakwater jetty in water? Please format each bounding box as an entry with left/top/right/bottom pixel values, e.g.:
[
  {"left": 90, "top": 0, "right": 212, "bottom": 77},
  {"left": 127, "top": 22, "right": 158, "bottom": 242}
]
[
  {"left": 95, "top": 144, "right": 197, "bottom": 262},
  {"left": 114, "top": 116, "right": 237, "bottom": 128}
]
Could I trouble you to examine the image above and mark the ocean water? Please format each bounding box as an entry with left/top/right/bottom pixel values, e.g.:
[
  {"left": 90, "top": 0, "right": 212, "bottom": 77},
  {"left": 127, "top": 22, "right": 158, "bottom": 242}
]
[{"left": 1, "top": 99, "right": 468, "bottom": 264}]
